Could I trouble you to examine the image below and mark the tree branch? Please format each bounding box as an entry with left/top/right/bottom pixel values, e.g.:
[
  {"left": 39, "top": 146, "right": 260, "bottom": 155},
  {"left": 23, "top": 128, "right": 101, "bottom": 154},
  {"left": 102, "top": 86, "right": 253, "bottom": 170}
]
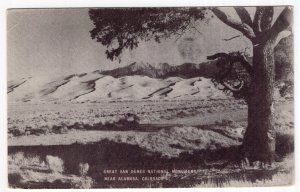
[
  {"left": 255, "top": 6, "right": 293, "bottom": 44},
  {"left": 253, "top": 7, "right": 274, "bottom": 34},
  {"left": 208, "top": 52, "right": 253, "bottom": 95},
  {"left": 207, "top": 53, "right": 230, "bottom": 60},
  {"left": 222, "top": 35, "right": 241, "bottom": 41},
  {"left": 269, "top": 7, "right": 293, "bottom": 37},
  {"left": 207, "top": 52, "right": 253, "bottom": 75},
  {"left": 237, "top": 55, "right": 254, "bottom": 75},
  {"left": 234, "top": 7, "right": 253, "bottom": 28},
  {"left": 210, "top": 8, "right": 256, "bottom": 40},
  {"left": 272, "top": 30, "right": 292, "bottom": 48},
  {"left": 260, "top": 7, "right": 274, "bottom": 32},
  {"left": 253, "top": 7, "right": 264, "bottom": 34},
  {"left": 218, "top": 61, "right": 242, "bottom": 93},
  {"left": 221, "top": 81, "right": 244, "bottom": 93}
]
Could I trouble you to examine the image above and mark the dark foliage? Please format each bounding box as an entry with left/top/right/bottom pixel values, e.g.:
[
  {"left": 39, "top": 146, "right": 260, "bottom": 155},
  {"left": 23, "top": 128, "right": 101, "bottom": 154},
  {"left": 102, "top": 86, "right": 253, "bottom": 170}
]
[
  {"left": 207, "top": 52, "right": 253, "bottom": 100},
  {"left": 89, "top": 8, "right": 293, "bottom": 100},
  {"left": 89, "top": 8, "right": 206, "bottom": 61},
  {"left": 274, "top": 35, "right": 293, "bottom": 97}
]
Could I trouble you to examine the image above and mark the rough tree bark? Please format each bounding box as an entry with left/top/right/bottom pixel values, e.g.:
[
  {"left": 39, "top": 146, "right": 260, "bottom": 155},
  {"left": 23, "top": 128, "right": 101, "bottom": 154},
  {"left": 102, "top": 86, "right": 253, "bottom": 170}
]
[
  {"left": 243, "top": 42, "right": 276, "bottom": 163},
  {"left": 211, "top": 7, "right": 293, "bottom": 163}
]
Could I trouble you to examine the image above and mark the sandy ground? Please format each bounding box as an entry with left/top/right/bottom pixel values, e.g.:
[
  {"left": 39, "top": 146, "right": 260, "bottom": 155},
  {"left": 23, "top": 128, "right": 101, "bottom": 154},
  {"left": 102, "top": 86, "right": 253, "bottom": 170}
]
[
  {"left": 8, "top": 130, "right": 148, "bottom": 146},
  {"left": 7, "top": 99, "right": 294, "bottom": 188},
  {"left": 8, "top": 99, "right": 293, "bottom": 157}
]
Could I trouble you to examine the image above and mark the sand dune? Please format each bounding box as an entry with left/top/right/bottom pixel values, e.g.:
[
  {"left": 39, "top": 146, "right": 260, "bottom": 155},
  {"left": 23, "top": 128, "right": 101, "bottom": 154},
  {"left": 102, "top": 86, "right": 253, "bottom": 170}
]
[
  {"left": 8, "top": 72, "right": 230, "bottom": 103},
  {"left": 7, "top": 77, "right": 30, "bottom": 93}
]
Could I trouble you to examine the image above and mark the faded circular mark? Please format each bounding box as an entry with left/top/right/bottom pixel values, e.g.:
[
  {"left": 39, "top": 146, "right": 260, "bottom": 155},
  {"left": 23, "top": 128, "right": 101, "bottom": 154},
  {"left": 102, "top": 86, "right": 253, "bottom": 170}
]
[{"left": 178, "top": 37, "right": 203, "bottom": 63}]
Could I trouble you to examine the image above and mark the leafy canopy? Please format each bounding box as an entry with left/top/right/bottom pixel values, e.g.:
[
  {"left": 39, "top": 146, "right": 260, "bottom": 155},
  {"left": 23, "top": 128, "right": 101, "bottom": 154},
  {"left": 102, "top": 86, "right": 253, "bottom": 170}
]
[
  {"left": 89, "top": 8, "right": 206, "bottom": 61},
  {"left": 89, "top": 7, "right": 293, "bottom": 100}
]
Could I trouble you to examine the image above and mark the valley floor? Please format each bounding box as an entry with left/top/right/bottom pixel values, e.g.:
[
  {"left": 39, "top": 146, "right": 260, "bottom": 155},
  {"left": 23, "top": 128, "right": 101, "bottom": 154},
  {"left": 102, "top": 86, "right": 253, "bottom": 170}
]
[{"left": 7, "top": 99, "right": 294, "bottom": 188}]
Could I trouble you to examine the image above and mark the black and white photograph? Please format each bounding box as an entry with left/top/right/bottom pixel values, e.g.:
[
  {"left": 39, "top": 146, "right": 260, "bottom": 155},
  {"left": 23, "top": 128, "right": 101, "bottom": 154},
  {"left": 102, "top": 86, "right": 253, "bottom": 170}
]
[{"left": 6, "top": 6, "right": 294, "bottom": 189}]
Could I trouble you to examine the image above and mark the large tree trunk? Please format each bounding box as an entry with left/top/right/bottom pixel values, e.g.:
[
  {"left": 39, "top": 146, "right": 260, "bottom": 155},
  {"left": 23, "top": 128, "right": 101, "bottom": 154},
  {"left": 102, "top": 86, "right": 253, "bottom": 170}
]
[
  {"left": 210, "top": 6, "right": 292, "bottom": 164},
  {"left": 242, "top": 42, "right": 276, "bottom": 163}
]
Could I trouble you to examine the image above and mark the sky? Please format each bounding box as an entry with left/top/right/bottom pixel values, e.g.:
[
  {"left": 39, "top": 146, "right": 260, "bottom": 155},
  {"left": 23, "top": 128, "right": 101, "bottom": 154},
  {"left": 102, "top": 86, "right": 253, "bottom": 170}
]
[{"left": 7, "top": 7, "right": 283, "bottom": 80}]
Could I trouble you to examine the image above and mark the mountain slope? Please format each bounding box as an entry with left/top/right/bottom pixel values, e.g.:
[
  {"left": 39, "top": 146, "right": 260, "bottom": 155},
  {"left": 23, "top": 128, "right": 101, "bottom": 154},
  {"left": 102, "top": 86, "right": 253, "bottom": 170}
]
[{"left": 101, "top": 61, "right": 219, "bottom": 79}]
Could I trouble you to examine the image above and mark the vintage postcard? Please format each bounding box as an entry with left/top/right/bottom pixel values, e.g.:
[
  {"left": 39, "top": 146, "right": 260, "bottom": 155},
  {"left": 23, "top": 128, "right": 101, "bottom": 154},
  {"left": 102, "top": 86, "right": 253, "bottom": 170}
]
[{"left": 7, "top": 7, "right": 294, "bottom": 189}]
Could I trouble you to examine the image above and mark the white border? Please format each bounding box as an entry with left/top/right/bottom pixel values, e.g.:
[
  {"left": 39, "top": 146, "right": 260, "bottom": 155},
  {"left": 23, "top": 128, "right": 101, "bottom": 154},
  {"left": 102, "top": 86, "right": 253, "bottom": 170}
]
[{"left": 1, "top": 0, "right": 299, "bottom": 192}]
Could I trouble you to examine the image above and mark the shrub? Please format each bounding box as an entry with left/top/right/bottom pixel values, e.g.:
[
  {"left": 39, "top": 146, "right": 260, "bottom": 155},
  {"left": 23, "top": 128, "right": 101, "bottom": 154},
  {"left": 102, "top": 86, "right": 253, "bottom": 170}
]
[
  {"left": 46, "top": 155, "right": 64, "bottom": 173},
  {"left": 8, "top": 152, "right": 25, "bottom": 165},
  {"left": 52, "top": 125, "right": 68, "bottom": 134},
  {"left": 73, "top": 176, "right": 93, "bottom": 189},
  {"left": 78, "top": 163, "right": 89, "bottom": 176},
  {"left": 9, "top": 127, "right": 25, "bottom": 137},
  {"left": 30, "top": 126, "right": 50, "bottom": 136}
]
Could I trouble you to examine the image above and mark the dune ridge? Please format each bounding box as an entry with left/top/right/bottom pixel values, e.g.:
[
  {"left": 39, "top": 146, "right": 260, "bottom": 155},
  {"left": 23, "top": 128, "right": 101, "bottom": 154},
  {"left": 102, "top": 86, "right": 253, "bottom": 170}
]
[{"left": 8, "top": 71, "right": 229, "bottom": 103}]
